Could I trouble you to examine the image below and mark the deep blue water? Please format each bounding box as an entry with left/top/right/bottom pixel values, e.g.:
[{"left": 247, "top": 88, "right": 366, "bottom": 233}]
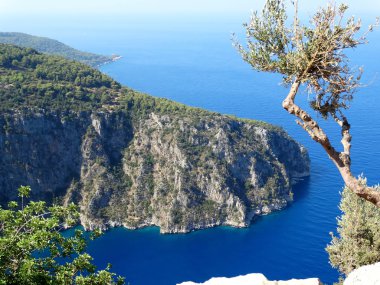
[{"left": 2, "top": 11, "right": 380, "bottom": 285}]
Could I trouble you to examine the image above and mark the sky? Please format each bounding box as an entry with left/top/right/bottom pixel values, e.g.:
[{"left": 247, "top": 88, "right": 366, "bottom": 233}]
[
  {"left": 1, "top": 0, "right": 380, "bottom": 17},
  {"left": 0, "top": 0, "right": 379, "bottom": 43}
]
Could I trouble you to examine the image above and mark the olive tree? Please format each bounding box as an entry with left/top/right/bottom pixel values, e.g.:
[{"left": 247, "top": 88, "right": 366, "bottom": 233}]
[{"left": 234, "top": 0, "right": 380, "bottom": 206}]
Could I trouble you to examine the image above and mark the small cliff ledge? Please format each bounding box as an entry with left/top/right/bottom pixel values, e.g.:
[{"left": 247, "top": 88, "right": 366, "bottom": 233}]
[
  {"left": 178, "top": 274, "right": 321, "bottom": 285},
  {"left": 0, "top": 44, "right": 310, "bottom": 233}
]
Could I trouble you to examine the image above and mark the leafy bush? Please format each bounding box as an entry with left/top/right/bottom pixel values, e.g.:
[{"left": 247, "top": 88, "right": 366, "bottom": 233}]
[
  {"left": 0, "top": 186, "right": 125, "bottom": 285},
  {"left": 326, "top": 183, "right": 380, "bottom": 277}
]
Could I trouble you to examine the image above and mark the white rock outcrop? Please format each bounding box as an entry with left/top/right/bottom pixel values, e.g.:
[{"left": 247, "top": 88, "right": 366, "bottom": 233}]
[
  {"left": 344, "top": 262, "right": 380, "bottom": 285},
  {"left": 177, "top": 273, "right": 321, "bottom": 285}
]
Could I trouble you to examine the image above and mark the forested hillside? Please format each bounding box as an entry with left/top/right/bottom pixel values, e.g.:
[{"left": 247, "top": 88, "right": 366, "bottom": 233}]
[
  {"left": 0, "top": 32, "right": 117, "bottom": 67},
  {"left": 0, "top": 44, "right": 309, "bottom": 233}
]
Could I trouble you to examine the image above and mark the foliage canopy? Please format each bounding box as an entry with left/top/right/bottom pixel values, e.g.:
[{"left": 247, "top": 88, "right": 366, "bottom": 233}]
[
  {"left": 0, "top": 186, "right": 125, "bottom": 285},
  {"left": 327, "top": 183, "right": 380, "bottom": 277},
  {"left": 0, "top": 44, "right": 120, "bottom": 113},
  {"left": 234, "top": 0, "right": 374, "bottom": 117}
]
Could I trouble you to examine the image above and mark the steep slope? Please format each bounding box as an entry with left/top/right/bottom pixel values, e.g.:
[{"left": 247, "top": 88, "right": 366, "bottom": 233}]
[
  {"left": 0, "top": 32, "right": 118, "bottom": 67},
  {"left": 0, "top": 44, "right": 310, "bottom": 233}
]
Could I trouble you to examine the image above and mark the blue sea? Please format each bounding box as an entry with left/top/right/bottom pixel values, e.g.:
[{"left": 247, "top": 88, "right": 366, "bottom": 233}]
[{"left": 2, "top": 9, "right": 380, "bottom": 285}]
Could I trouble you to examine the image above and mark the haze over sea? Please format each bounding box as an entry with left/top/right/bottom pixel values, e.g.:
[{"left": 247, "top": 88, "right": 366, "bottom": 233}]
[{"left": 1, "top": 1, "right": 380, "bottom": 284}]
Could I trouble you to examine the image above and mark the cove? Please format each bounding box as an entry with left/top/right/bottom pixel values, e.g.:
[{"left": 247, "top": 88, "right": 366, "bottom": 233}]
[{"left": 2, "top": 11, "right": 379, "bottom": 285}]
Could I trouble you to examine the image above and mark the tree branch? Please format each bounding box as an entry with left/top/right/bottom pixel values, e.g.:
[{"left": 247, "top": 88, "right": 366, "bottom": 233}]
[
  {"left": 332, "top": 111, "right": 352, "bottom": 166},
  {"left": 345, "top": 177, "right": 380, "bottom": 207},
  {"left": 283, "top": 81, "right": 380, "bottom": 207},
  {"left": 282, "top": 80, "right": 343, "bottom": 166}
]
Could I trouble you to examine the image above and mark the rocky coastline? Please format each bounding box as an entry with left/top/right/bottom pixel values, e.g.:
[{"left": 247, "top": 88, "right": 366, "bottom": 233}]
[
  {"left": 0, "top": 106, "right": 310, "bottom": 233},
  {"left": 0, "top": 44, "right": 310, "bottom": 233}
]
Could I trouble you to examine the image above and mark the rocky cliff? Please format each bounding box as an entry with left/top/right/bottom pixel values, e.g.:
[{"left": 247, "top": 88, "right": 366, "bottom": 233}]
[{"left": 0, "top": 44, "right": 310, "bottom": 233}]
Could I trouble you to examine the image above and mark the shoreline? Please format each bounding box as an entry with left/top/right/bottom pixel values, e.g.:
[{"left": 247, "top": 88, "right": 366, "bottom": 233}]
[{"left": 97, "top": 55, "right": 122, "bottom": 67}]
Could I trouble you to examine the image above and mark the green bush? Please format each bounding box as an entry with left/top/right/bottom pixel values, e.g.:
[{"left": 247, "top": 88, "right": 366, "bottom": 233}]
[
  {"left": 0, "top": 186, "right": 125, "bottom": 285},
  {"left": 326, "top": 183, "right": 380, "bottom": 277}
]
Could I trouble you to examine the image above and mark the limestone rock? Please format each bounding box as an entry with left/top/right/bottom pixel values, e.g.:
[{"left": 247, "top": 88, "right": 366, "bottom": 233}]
[
  {"left": 344, "top": 262, "right": 380, "bottom": 285},
  {"left": 177, "top": 273, "right": 321, "bottom": 285},
  {"left": 0, "top": 107, "right": 309, "bottom": 233}
]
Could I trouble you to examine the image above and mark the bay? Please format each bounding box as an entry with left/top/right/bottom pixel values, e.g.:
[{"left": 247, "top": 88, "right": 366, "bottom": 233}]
[{"left": 2, "top": 11, "right": 380, "bottom": 285}]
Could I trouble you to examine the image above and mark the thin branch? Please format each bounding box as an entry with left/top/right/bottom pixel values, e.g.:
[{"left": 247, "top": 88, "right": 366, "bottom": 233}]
[{"left": 283, "top": 80, "right": 343, "bottom": 166}]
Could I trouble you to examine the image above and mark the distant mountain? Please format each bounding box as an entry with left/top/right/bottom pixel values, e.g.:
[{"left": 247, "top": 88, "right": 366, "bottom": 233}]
[{"left": 0, "top": 32, "right": 119, "bottom": 67}]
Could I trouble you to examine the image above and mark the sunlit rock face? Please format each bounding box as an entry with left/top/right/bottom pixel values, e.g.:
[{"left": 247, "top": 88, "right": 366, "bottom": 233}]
[
  {"left": 0, "top": 108, "right": 309, "bottom": 233},
  {"left": 344, "top": 262, "right": 380, "bottom": 285},
  {"left": 177, "top": 273, "right": 321, "bottom": 285}
]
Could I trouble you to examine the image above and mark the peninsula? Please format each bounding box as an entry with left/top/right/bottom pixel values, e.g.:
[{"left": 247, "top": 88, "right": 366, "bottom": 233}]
[
  {"left": 0, "top": 32, "right": 120, "bottom": 67},
  {"left": 0, "top": 44, "right": 310, "bottom": 233}
]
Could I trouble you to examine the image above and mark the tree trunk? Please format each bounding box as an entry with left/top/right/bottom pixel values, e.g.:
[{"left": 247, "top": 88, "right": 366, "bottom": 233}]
[
  {"left": 338, "top": 167, "right": 380, "bottom": 207},
  {"left": 283, "top": 81, "right": 380, "bottom": 207}
]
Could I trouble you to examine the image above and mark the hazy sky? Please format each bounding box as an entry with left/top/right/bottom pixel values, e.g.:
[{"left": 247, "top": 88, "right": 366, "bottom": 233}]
[
  {"left": 1, "top": 0, "right": 380, "bottom": 17},
  {"left": 1, "top": 0, "right": 379, "bottom": 39}
]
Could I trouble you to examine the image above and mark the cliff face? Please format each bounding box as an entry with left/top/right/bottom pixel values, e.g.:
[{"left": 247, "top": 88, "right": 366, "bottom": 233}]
[
  {"left": 0, "top": 107, "right": 309, "bottom": 233},
  {"left": 0, "top": 44, "right": 310, "bottom": 233}
]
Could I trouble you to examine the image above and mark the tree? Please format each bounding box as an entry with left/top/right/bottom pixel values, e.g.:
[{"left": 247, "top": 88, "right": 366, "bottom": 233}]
[
  {"left": 0, "top": 186, "right": 125, "bottom": 285},
  {"left": 234, "top": 0, "right": 380, "bottom": 206},
  {"left": 326, "top": 182, "right": 380, "bottom": 277}
]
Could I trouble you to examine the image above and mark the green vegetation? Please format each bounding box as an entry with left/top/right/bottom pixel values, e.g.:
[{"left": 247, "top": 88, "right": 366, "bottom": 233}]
[
  {"left": 120, "top": 90, "right": 218, "bottom": 121},
  {"left": 0, "top": 43, "right": 306, "bottom": 234},
  {"left": 0, "top": 32, "right": 116, "bottom": 67},
  {"left": 0, "top": 44, "right": 209, "bottom": 117},
  {"left": 0, "top": 186, "right": 125, "bottom": 285},
  {"left": 0, "top": 44, "right": 120, "bottom": 113},
  {"left": 0, "top": 43, "right": 273, "bottom": 129},
  {"left": 194, "top": 200, "right": 218, "bottom": 217},
  {"left": 327, "top": 184, "right": 380, "bottom": 277},
  {"left": 226, "top": 115, "right": 282, "bottom": 132}
]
